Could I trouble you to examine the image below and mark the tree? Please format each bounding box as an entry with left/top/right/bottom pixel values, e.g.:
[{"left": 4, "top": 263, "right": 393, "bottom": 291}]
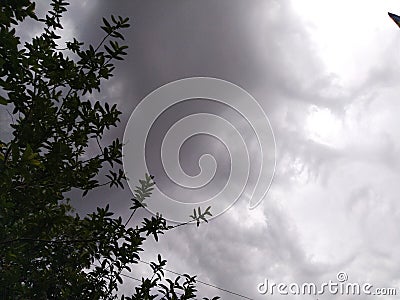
[{"left": 0, "top": 1, "right": 218, "bottom": 299}]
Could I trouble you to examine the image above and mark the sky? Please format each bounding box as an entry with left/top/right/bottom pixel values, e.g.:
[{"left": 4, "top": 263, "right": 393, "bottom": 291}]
[{"left": 4, "top": 0, "right": 400, "bottom": 299}]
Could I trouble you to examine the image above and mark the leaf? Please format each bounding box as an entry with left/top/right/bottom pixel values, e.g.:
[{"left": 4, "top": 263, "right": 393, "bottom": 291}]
[
  {"left": 29, "top": 159, "right": 43, "bottom": 168},
  {"left": 22, "top": 144, "right": 34, "bottom": 161},
  {"left": 11, "top": 143, "right": 19, "bottom": 162},
  {"left": 111, "top": 31, "right": 124, "bottom": 40},
  {"left": 101, "top": 26, "right": 111, "bottom": 34},
  {"left": 0, "top": 96, "right": 7, "bottom": 105},
  {"left": 102, "top": 17, "right": 111, "bottom": 29}
]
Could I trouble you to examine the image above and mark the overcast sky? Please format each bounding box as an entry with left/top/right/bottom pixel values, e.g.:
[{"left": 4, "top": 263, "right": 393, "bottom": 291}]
[{"left": 5, "top": 0, "right": 400, "bottom": 299}]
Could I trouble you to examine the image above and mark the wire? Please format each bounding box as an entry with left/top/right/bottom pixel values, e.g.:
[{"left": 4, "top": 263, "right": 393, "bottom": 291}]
[
  {"left": 138, "top": 260, "right": 254, "bottom": 300},
  {"left": 116, "top": 272, "right": 186, "bottom": 298},
  {"left": 120, "top": 272, "right": 141, "bottom": 282},
  {"left": 90, "top": 261, "right": 255, "bottom": 300}
]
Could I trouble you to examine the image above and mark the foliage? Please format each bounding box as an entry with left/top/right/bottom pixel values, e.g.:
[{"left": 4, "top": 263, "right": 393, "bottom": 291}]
[{"left": 0, "top": 1, "right": 218, "bottom": 299}]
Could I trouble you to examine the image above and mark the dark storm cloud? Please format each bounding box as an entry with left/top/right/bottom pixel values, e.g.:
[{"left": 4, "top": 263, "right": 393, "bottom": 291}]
[
  {"left": 57, "top": 1, "right": 345, "bottom": 298},
  {"left": 67, "top": 0, "right": 325, "bottom": 211}
]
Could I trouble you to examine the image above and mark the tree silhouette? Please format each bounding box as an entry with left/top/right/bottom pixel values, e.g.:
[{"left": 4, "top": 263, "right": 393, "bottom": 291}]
[{"left": 0, "top": 1, "right": 218, "bottom": 299}]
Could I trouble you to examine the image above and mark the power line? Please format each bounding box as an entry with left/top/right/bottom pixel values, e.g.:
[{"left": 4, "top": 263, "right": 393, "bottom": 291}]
[
  {"left": 138, "top": 259, "right": 254, "bottom": 300},
  {"left": 118, "top": 272, "right": 186, "bottom": 298},
  {"left": 119, "top": 272, "right": 141, "bottom": 282},
  {"left": 91, "top": 260, "right": 255, "bottom": 300}
]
